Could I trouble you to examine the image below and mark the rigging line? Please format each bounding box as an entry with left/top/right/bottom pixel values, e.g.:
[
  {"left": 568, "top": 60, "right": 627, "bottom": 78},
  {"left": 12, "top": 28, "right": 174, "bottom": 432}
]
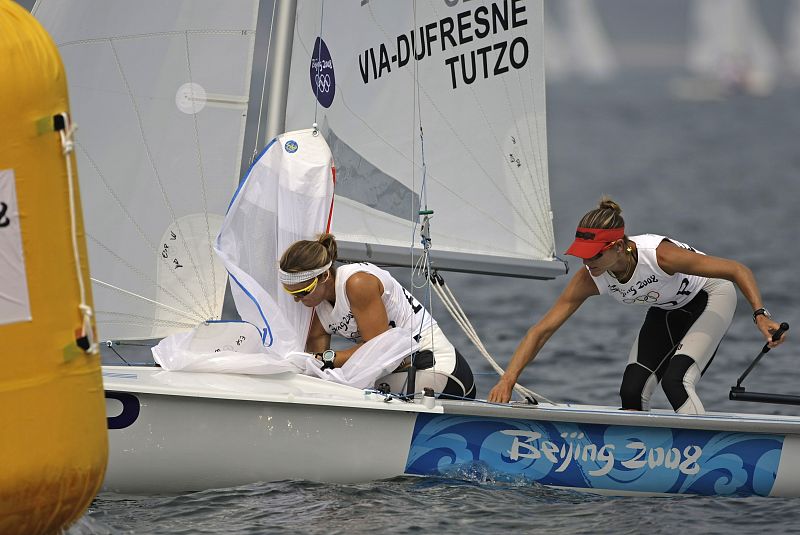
[
  {"left": 86, "top": 233, "right": 203, "bottom": 321},
  {"left": 97, "top": 320, "right": 199, "bottom": 330},
  {"left": 96, "top": 309, "right": 199, "bottom": 327},
  {"left": 79, "top": 154, "right": 210, "bottom": 317},
  {"left": 184, "top": 32, "right": 219, "bottom": 318},
  {"left": 107, "top": 343, "right": 132, "bottom": 366},
  {"left": 409, "top": 0, "right": 437, "bottom": 357},
  {"left": 59, "top": 113, "right": 97, "bottom": 354},
  {"left": 407, "top": 0, "right": 422, "bottom": 358},
  {"left": 92, "top": 278, "right": 207, "bottom": 324},
  {"left": 430, "top": 279, "right": 556, "bottom": 405},
  {"left": 313, "top": 1, "right": 326, "bottom": 126},
  {"left": 108, "top": 38, "right": 216, "bottom": 318},
  {"left": 97, "top": 318, "right": 198, "bottom": 329},
  {"left": 253, "top": 0, "right": 276, "bottom": 162}
]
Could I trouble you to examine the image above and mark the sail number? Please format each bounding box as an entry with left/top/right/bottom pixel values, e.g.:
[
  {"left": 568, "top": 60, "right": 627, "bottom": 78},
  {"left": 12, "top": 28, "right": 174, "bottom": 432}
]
[{"left": 0, "top": 202, "right": 9, "bottom": 228}]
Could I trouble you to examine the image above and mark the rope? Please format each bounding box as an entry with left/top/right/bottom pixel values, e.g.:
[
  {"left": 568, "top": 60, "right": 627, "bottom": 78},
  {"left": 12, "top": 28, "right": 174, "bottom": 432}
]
[
  {"left": 429, "top": 273, "right": 556, "bottom": 405},
  {"left": 91, "top": 277, "right": 206, "bottom": 323},
  {"left": 59, "top": 113, "right": 98, "bottom": 355}
]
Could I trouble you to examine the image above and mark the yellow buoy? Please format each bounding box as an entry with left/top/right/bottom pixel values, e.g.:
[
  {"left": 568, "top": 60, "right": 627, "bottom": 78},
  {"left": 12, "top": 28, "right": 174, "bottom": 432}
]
[{"left": 0, "top": 1, "right": 108, "bottom": 533}]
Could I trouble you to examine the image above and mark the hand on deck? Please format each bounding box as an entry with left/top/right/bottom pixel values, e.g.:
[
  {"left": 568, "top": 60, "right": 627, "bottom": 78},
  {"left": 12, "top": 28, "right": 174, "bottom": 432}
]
[{"left": 488, "top": 377, "right": 514, "bottom": 403}]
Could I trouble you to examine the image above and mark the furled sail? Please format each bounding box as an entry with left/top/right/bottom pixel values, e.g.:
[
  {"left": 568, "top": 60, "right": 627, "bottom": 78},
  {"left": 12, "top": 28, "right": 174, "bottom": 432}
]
[
  {"left": 33, "top": 0, "right": 260, "bottom": 340},
  {"left": 284, "top": 0, "right": 563, "bottom": 279}
]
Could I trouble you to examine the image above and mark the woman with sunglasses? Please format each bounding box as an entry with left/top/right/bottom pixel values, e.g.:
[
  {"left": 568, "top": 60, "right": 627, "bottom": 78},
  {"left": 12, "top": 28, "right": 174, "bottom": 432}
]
[
  {"left": 279, "top": 233, "right": 476, "bottom": 399},
  {"left": 488, "top": 197, "right": 786, "bottom": 414}
]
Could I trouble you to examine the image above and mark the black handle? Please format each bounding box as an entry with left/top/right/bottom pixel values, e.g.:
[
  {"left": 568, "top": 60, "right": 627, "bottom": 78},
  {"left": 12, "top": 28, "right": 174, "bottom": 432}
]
[
  {"left": 762, "top": 322, "right": 790, "bottom": 353},
  {"left": 736, "top": 322, "right": 791, "bottom": 387},
  {"left": 772, "top": 322, "right": 790, "bottom": 342}
]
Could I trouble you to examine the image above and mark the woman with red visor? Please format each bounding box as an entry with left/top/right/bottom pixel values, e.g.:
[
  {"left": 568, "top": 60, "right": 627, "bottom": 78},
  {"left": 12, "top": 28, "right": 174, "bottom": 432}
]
[{"left": 488, "top": 197, "right": 786, "bottom": 414}]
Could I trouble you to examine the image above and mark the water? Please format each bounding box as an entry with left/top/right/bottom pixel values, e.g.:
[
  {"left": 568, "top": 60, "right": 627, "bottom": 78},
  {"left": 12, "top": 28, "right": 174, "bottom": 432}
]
[{"left": 74, "top": 75, "right": 800, "bottom": 533}]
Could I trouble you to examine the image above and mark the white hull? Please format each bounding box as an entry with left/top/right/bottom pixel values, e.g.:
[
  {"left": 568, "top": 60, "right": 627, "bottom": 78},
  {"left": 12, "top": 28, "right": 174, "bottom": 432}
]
[{"left": 104, "top": 366, "right": 800, "bottom": 497}]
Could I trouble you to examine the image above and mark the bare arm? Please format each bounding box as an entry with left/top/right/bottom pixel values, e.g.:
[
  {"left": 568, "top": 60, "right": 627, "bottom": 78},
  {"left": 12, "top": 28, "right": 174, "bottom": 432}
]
[
  {"left": 325, "top": 272, "right": 389, "bottom": 367},
  {"left": 487, "top": 268, "right": 600, "bottom": 403},
  {"left": 305, "top": 312, "right": 331, "bottom": 354},
  {"left": 657, "top": 240, "right": 785, "bottom": 347}
]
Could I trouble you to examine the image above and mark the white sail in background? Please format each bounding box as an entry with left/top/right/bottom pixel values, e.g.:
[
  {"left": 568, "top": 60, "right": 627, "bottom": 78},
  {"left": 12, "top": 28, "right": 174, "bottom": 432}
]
[
  {"left": 543, "top": 6, "right": 570, "bottom": 82},
  {"left": 687, "top": 0, "right": 778, "bottom": 96},
  {"left": 33, "top": 0, "right": 259, "bottom": 340},
  {"left": 785, "top": 0, "right": 800, "bottom": 79},
  {"left": 284, "top": 0, "right": 561, "bottom": 279},
  {"left": 558, "top": 0, "right": 618, "bottom": 81}
]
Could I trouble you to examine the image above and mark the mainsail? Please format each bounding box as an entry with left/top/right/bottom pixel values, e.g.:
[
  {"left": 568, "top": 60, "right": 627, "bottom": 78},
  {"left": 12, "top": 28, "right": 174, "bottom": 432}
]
[
  {"left": 33, "top": 0, "right": 262, "bottom": 341},
  {"left": 283, "top": 0, "right": 563, "bottom": 279},
  {"left": 33, "top": 0, "right": 564, "bottom": 347}
]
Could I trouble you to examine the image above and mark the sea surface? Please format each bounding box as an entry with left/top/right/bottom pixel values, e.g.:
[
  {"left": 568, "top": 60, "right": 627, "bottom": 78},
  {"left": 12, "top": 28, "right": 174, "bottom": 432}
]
[{"left": 70, "top": 73, "right": 800, "bottom": 534}]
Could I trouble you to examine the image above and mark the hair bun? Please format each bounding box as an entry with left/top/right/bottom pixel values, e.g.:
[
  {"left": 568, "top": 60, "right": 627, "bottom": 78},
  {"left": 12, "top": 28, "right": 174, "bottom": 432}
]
[{"left": 598, "top": 196, "right": 622, "bottom": 215}]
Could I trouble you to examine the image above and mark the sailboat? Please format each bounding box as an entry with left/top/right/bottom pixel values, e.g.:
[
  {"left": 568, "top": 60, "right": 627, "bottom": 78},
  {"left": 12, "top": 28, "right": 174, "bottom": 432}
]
[
  {"left": 32, "top": 0, "right": 800, "bottom": 497},
  {"left": 671, "top": 0, "right": 779, "bottom": 100},
  {"left": 543, "top": 0, "right": 617, "bottom": 83}
]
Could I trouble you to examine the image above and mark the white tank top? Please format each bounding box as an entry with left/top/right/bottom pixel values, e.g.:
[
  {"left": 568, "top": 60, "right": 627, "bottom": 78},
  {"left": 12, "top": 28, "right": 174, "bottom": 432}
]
[
  {"left": 314, "top": 262, "right": 437, "bottom": 343},
  {"left": 589, "top": 234, "right": 707, "bottom": 310}
]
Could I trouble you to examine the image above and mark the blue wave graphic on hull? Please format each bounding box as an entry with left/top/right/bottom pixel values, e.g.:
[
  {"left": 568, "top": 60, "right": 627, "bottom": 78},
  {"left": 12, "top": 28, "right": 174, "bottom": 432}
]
[{"left": 405, "top": 414, "right": 783, "bottom": 496}]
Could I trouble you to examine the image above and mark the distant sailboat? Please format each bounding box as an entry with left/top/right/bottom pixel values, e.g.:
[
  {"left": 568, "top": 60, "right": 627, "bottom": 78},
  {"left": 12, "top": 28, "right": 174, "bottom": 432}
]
[
  {"left": 783, "top": 0, "right": 800, "bottom": 80},
  {"left": 674, "top": 0, "right": 779, "bottom": 99},
  {"left": 544, "top": 0, "right": 617, "bottom": 82}
]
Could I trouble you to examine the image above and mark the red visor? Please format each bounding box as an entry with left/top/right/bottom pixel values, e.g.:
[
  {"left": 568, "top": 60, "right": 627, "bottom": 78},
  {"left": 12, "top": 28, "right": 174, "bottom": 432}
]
[{"left": 564, "top": 227, "right": 625, "bottom": 259}]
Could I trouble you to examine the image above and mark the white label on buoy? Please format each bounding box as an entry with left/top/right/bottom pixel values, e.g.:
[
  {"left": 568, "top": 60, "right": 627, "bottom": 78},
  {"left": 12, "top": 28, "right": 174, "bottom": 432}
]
[{"left": 0, "top": 169, "right": 32, "bottom": 325}]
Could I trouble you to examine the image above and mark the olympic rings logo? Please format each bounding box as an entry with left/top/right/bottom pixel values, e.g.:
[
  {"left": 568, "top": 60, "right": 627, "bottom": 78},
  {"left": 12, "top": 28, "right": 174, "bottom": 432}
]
[
  {"left": 623, "top": 291, "right": 660, "bottom": 304},
  {"left": 315, "top": 73, "right": 332, "bottom": 94}
]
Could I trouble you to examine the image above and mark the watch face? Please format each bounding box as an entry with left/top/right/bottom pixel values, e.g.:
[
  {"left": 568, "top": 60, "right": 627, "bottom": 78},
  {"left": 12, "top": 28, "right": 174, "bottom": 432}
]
[{"left": 322, "top": 349, "right": 335, "bottom": 363}]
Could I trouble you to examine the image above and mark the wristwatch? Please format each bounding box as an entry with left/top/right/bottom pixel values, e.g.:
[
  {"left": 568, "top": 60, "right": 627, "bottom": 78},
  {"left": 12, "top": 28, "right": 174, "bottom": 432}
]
[
  {"left": 321, "top": 349, "right": 336, "bottom": 370},
  {"left": 753, "top": 307, "right": 771, "bottom": 323}
]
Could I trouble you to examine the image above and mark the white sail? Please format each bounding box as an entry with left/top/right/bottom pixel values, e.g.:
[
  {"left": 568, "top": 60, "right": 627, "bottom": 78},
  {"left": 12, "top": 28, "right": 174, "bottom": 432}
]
[
  {"left": 687, "top": 0, "right": 778, "bottom": 96},
  {"left": 33, "top": 0, "right": 259, "bottom": 340},
  {"left": 543, "top": 6, "right": 570, "bottom": 82},
  {"left": 558, "top": 0, "right": 618, "bottom": 81},
  {"left": 785, "top": 0, "right": 800, "bottom": 79},
  {"left": 284, "top": 0, "right": 562, "bottom": 279},
  {"left": 214, "top": 128, "right": 335, "bottom": 355}
]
